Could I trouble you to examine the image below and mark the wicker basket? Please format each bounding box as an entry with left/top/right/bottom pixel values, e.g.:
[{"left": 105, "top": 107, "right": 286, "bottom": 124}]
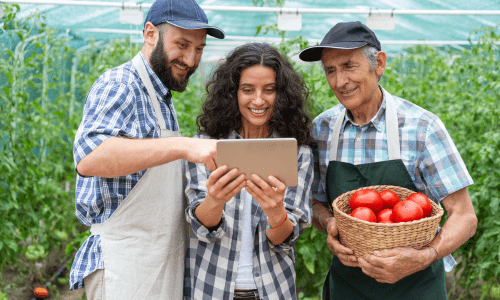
[{"left": 332, "top": 185, "right": 444, "bottom": 258}]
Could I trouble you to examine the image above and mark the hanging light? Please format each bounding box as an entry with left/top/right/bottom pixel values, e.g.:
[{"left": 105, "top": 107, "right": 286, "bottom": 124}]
[
  {"left": 277, "top": 10, "right": 302, "bottom": 31},
  {"left": 119, "top": 3, "right": 143, "bottom": 25},
  {"left": 366, "top": 8, "right": 395, "bottom": 30}
]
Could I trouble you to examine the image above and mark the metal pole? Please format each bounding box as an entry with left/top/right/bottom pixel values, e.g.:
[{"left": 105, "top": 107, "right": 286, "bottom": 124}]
[
  {"left": 2, "top": 0, "right": 500, "bottom": 15},
  {"left": 75, "top": 29, "right": 500, "bottom": 45}
]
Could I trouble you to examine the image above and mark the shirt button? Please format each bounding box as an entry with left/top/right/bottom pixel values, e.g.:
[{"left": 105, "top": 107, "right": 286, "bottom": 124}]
[
  {"left": 255, "top": 272, "right": 261, "bottom": 277},
  {"left": 354, "top": 158, "right": 361, "bottom": 164}
]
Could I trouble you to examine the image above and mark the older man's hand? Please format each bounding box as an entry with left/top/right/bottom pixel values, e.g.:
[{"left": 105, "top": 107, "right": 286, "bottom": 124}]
[
  {"left": 358, "top": 247, "right": 435, "bottom": 284},
  {"left": 326, "top": 218, "right": 359, "bottom": 267}
]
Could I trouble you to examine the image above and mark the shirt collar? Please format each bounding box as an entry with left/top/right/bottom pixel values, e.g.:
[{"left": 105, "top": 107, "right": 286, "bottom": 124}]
[
  {"left": 341, "top": 85, "right": 385, "bottom": 133},
  {"left": 138, "top": 51, "right": 171, "bottom": 103}
]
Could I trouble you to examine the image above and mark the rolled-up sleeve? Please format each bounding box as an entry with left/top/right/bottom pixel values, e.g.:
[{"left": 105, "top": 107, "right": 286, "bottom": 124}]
[{"left": 268, "top": 145, "right": 314, "bottom": 252}]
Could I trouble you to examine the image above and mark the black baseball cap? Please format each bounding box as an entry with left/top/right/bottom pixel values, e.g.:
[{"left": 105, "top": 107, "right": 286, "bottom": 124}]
[
  {"left": 144, "top": 0, "right": 225, "bottom": 39},
  {"left": 299, "top": 21, "right": 381, "bottom": 62}
]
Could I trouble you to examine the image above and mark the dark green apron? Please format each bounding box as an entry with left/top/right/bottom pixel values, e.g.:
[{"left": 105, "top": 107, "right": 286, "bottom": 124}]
[{"left": 322, "top": 88, "right": 446, "bottom": 300}]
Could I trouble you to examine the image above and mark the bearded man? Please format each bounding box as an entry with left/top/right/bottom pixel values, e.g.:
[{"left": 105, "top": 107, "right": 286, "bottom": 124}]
[{"left": 69, "top": 1, "right": 224, "bottom": 299}]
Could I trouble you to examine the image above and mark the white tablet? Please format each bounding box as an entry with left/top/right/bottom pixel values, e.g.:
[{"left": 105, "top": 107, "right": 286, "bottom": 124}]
[{"left": 217, "top": 138, "right": 298, "bottom": 187}]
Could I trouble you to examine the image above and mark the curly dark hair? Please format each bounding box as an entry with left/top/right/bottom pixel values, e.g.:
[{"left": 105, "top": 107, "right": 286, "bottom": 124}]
[{"left": 196, "top": 43, "right": 314, "bottom": 147}]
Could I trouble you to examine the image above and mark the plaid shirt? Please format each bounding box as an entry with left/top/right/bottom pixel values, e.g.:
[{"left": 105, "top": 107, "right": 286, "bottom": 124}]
[
  {"left": 184, "top": 131, "right": 313, "bottom": 300},
  {"left": 70, "top": 52, "right": 179, "bottom": 290},
  {"left": 311, "top": 87, "right": 473, "bottom": 272}
]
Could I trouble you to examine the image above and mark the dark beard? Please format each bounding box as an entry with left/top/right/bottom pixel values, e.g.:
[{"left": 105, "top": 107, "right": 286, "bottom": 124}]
[{"left": 149, "top": 35, "right": 197, "bottom": 92}]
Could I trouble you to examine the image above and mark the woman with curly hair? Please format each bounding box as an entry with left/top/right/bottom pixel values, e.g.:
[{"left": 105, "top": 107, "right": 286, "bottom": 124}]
[{"left": 184, "top": 43, "right": 314, "bottom": 300}]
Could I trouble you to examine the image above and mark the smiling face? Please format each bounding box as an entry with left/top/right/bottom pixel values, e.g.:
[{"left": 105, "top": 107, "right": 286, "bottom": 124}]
[
  {"left": 149, "top": 24, "right": 206, "bottom": 92},
  {"left": 237, "top": 64, "right": 277, "bottom": 138},
  {"left": 321, "top": 47, "right": 385, "bottom": 123}
]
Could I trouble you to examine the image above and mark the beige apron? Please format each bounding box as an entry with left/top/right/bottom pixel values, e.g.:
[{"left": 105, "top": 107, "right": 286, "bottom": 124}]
[{"left": 90, "top": 53, "right": 187, "bottom": 300}]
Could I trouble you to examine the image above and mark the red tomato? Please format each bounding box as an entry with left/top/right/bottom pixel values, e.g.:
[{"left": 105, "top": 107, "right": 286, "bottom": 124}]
[
  {"left": 350, "top": 207, "right": 377, "bottom": 223},
  {"left": 33, "top": 287, "right": 49, "bottom": 298},
  {"left": 379, "top": 220, "right": 394, "bottom": 224},
  {"left": 376, "top": 208, "right": 394, "bottom": 223},
  {"left": 350, "top": 189, "right": 384, "bottom": 214},
  {"left": 393, "top": 200, "right": 424, "bottom": 223},
  {"left": 379, "top": 190, "right": 400, "bottom": 208},
  {"left": 405, "top": 192, "right": 433, "bottom": 217}
]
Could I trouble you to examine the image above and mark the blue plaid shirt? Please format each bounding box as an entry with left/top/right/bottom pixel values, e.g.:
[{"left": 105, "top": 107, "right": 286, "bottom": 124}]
[
  {"left": 184, "top": 131, "right": 313, "bottom": 300},
  {"left": 311, "top": 87, "right": 473, "bottom": 272},
  {"left": 70, "top": 52, "right": 179, "bottom": 290}
]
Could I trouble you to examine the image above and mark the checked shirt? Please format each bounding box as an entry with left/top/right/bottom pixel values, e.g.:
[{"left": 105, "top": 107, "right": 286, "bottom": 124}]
[
  {"left": 70, "top": 52, "right": 178, "bottom": 290},
  {"left": 184, "top": 131, "right": 313, "bottom": 300},
  {"left": 311, "top": 86, "right": 473, "bottom": 271}
]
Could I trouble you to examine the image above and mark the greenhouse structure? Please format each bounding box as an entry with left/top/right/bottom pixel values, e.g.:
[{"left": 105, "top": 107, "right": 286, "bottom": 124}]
[{"left": 1, "top": 0, "right": 499, "bottom": 299}]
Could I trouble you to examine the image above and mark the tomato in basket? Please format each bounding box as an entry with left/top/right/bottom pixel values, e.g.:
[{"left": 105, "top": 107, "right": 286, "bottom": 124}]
[
  {"left": 350, "top": 207, "right": 377, "bottom": 223},
  {"left": 405, "top": 192, "right": 432, "bottom": 217},
  {"left": 379, "top": 190, "right": 400, "bottom": 209},
  {"left": 393, "top": 200, "right": 424, "bottom": 223},
  {"left": 376, "top": 208, "right": 394, "bottom": 223},
  {"left": 350, "top": 189, "right": 384, "bottom": 214}
]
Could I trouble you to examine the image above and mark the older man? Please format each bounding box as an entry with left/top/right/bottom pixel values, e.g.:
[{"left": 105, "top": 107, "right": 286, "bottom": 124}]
[
  {"left": 299, "top": 21, "right": 477, "bottom": 299},
  {"left": 69, "top": 1, "right": 224, "bottom": 299}
]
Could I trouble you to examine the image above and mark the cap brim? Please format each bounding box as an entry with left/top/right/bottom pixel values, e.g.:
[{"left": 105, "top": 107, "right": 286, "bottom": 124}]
[
  {"left": 167, "top": 20, "right": 225, "bottom": 39},
  {"left": 299, "top": 42, "right": 367, "bottom": 62}
]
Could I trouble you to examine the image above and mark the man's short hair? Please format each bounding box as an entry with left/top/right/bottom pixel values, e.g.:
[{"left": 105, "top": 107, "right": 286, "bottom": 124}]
[{"left": 359, "top": 45, "right": 384, "bottom": 82}]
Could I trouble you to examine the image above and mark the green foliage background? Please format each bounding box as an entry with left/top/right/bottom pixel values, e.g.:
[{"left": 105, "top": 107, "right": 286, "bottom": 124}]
[{"left": 1, "top": 3, "right": 499, "bottom": 299}]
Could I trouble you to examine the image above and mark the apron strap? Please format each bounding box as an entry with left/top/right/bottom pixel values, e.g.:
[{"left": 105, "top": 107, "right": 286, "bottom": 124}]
[
  {"left": 328, "top": 109, "right": 346, "bottom": 161},
  {"left": 383, "top": 88, "right": 401, "bottom": 160},
  {"left": 132, "top": 54, "right": 167, "bottom": 130},
  {"left": 328, "top": 86, "right": 400, "bottom": 162}
]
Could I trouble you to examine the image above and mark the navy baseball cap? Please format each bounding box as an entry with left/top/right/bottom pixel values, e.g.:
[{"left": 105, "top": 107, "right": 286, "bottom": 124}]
[
  {"left": 299, "top": 21, "right": 381, "bottom": 62},
  {"left": 144, "top": 0, "right": 225, "bottom": 39}
]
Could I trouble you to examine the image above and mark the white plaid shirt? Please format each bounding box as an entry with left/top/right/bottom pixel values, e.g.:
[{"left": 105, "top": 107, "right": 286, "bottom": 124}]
[
  {"left": 311, "top": 87, "right": 474, "bottom": 272},
  {"left": 70, "top": 52, "right": 178, "bottom": 290},
  {"left": 184, "top": 131, "right": 314, "bottom": 300}
]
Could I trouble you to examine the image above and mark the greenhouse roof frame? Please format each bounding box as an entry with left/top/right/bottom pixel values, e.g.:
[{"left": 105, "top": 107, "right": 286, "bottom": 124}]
[
  {"left": 4, "top": 0, "right": 500, "bottom": 15},
  {"left": 1, "top": 0, "right": 499, "bottom": 56}
]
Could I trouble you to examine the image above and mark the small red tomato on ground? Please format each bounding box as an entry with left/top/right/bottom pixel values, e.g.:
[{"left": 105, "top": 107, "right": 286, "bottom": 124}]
[
  {"left": 350, "top": 207, "right": 377, "bottom": 223},
  {"left": 376, "top": 208, "right": 394, "bottom": 223},
  {"left": 350, "top": 189, "right": 384, "bottom": 214},
  {"left": 393, "top": 200, "right": 424, "bottom": 223},
  {"left": 379, "top": 190, "right": 400, "bottom": 209},
  {"left": 33, "top": 287, "right": 49, "bottom": 298},
  {"left": 405, "top": 192, "right": 433, "bottom": 217}
]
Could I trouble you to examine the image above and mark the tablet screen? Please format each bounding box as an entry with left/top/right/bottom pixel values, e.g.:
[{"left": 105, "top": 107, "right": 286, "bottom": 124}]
[{"left": 216, "top": 138, "right": 298, "bottom": 187}]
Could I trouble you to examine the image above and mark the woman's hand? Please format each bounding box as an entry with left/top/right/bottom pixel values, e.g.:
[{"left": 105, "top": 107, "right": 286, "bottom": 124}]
[
  {"left": 245, "top": 174, "right": 287, "bottom": 224},
  {"left": 195, "top": 165, "right": 246, "bottom": 228},
  {"left": 205, "top": 165, "right": 247, "bottom": 205},
  {"left": 246, "top": 174, "right": 293, "bottom": 245}
]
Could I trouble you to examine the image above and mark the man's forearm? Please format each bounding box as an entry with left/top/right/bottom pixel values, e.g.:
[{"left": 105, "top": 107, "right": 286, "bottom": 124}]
[
  {"left": 76, "top": 136, "right": 189, "bottom": 178},
  {"left": 427, "top": 188, "right": 477, "bottom": 261},
  {"left": 312, "top": 198, "right": 335, "bottom": 233}
]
